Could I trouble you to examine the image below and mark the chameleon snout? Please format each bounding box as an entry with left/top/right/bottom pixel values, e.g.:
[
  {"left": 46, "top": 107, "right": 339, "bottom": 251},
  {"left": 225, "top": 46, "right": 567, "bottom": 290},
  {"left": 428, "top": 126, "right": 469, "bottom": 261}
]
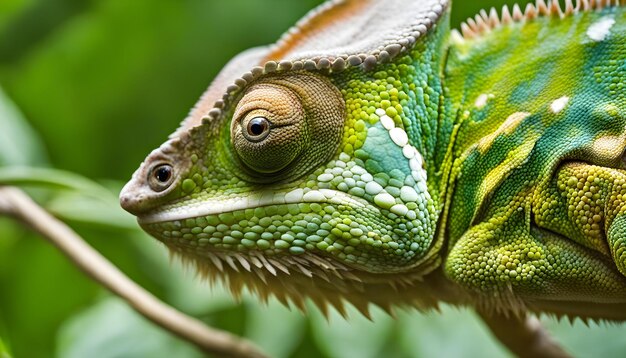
[{"left": 119, "top": 171, "right": 153, "bottom": 216}]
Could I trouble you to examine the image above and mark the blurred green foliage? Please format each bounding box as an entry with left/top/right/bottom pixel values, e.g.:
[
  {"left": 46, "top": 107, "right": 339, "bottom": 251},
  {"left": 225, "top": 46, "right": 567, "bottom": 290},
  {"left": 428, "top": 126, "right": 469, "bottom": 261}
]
[
  {"left": 0, "top": 1, "right": 624, "bottom": 357},
  {"left": 0, "top": 333, "right": 11, "bottom": 358}
]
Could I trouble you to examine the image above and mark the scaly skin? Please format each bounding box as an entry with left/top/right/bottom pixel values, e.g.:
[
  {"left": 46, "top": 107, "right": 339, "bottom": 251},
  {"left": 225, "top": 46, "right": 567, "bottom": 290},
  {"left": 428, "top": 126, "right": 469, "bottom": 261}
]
[
  {"left": 444, "top": 3, "right": 626, "bottom": 316},
  {"left": 120, "top": 0, "right": 626, "bottom": 355}
]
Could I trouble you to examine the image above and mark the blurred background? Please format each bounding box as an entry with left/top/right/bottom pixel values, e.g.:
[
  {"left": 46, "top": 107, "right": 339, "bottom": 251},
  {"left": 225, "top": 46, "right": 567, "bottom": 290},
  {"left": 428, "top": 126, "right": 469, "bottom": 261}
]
[{"left": 0, "top": 0, "right": 624, "bottom": 357}]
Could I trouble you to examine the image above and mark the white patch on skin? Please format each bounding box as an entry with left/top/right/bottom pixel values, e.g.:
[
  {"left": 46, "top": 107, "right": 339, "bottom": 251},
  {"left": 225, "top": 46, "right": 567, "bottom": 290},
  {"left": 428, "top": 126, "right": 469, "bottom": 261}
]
[
  {"left": 410, "top": 157, "right": 427, "bottom": 182},
  {"left": 477, "top": 111, "right": 531, "bottom": 152},
  {"left": 284, "top": 188, "right": 304, "bottom": 202},
  {"left": 474, "top": 94, "right": 493, "bottom": 109},
  {"left": 587, "top": 16, "right": 615, "bottom": 42},
  {"left": 380, "top": 115, "right": 395, "bottom": 130},
  {"left": 400, "top": 186, "right": 419, "bottom": 202},
  {"left": 475, "top": 94, "right": 488, "bottom": 108},
  {"left": 317, "top": 173, "right": 333, "bottom": 182},
  {"left": 592, "top": 135, "right": 626, "bottom": 159},
  {"left": 389, "top": 127, "right": 409, "bottom": 146},
  {"left": 408, "top": 148, "right": 427, "bottom": 180},
  {"left": 400, "top": 143, "right": 427, "bottom": 180},
  {"left": 550, "top": 96, "right": 569, "bottom": 113},
  {"left": 390, "top": 204, "right": 409, "bottom": 216},
  {"left": 365, "top": 181, "right": 383, "bottom": 195},
  {"left": 302, "top": 190, "right": 325, "bottom": 202},
  {"left": 409, "top": 157, "right": 421, "bottom": 171},
  {"left": 402, "top": 145, "right": 415, "bottom": 159},
  {"left": 412, "top": 149, "right": 424, "bottom": 168}
]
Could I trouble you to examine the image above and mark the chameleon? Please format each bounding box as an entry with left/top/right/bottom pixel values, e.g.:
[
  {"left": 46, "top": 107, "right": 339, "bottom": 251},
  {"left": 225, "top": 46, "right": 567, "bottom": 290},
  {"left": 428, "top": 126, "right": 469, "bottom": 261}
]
[{"left": 120, "top": 0, "right": 626, "bottom": 356}]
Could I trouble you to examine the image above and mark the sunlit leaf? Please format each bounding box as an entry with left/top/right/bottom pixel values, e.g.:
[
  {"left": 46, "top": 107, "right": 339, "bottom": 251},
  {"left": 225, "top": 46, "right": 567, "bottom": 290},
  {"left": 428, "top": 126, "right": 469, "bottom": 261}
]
[
  {"left": 57, "top": 297, "right": 202, "bottom": 358},
  {"left": 0, "top": 332, "right": 11, "bottom": 358},
  {"left": 0, "top": 87, "right": 46, "bottom": 166}
]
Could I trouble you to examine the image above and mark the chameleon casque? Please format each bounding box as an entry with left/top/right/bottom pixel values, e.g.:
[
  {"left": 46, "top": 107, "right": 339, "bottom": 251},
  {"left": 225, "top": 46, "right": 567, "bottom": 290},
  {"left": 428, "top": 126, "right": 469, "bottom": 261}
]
[{"left": 120, "top": 0, "right": 626, "bottom": 356}]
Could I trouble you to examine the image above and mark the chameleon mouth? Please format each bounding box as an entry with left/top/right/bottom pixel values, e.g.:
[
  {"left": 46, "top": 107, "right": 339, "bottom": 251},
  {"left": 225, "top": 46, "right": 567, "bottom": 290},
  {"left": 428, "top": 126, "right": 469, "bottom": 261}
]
[
  {"left": 137, "top": 185, "right": 433, "bottom": 275},
  {"left": 136, "top": 188, "right": 375, "bottom": 224}
]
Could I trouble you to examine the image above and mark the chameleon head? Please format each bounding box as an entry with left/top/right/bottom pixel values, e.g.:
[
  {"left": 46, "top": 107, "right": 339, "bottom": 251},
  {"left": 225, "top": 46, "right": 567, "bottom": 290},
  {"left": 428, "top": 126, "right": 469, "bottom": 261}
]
[
  {"left": 120, "top": 0, "right": 447, "bottom": 309},
  {"left": 120, "top": 72, "right": 346, "bottom": 216}
]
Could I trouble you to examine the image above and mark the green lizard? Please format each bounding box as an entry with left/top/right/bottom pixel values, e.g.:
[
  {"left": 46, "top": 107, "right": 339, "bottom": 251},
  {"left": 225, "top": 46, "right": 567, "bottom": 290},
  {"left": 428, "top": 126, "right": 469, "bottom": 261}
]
[{"left": 120, "top": 0, "right": 626, "bottom": 356}]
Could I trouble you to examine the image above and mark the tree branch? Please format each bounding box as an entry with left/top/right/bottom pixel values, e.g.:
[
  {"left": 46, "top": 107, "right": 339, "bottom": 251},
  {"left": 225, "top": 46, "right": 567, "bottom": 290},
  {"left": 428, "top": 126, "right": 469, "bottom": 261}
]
[
  {"left": 477, "top": 309, "right": 571, "bottom": 358},
  {"left": 0, "top": 186, "right": 267, "bottom": 358}
]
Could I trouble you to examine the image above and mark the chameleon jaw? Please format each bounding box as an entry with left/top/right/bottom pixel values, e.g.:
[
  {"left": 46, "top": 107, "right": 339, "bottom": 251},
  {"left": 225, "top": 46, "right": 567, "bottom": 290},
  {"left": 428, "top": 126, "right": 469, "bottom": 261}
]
[
  {"left": 137, "top": 180, "right": 440, "bottom": 277},
  {"left": 142, "top": 207, "right": 446, "bottom": 318}
]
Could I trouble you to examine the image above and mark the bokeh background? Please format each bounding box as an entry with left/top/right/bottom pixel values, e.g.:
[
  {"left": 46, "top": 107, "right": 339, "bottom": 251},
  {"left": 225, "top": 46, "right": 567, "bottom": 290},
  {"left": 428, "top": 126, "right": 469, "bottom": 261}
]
[{"left": 0, "top": 0, "right": 624, "bottom": 357}]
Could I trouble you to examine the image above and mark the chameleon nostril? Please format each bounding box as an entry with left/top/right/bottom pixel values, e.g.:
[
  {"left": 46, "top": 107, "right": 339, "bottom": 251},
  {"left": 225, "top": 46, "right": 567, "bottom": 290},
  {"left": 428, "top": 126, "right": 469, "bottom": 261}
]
[
  {"left": 119, "top": 194, "right": 148, "bottom": 216},
  {"left": 119, "top": 194, "right": 135, "bottom": 213},
  {"left": 119, "top": 182, "right": 144, "bottom": 215}
]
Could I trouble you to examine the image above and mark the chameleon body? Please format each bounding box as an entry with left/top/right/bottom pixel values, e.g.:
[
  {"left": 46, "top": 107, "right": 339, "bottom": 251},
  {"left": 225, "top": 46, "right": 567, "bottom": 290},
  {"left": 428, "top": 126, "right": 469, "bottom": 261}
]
[{"left": 120, "top": 0, "right": 626, "bottom": 355}]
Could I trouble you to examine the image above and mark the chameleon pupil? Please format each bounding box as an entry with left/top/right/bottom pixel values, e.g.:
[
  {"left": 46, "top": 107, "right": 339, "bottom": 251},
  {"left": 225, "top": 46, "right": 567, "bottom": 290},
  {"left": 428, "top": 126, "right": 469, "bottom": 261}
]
[
  {"left": 248, "top": 117, "right": 268, "bottom": 137},
  {"left": 155, "top": 166, "right": 171, "bottom": 182}
]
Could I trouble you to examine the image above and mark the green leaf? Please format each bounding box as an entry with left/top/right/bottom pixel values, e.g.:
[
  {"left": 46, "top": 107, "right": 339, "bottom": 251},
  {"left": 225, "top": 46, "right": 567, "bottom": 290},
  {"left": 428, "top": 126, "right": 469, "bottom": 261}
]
[
  {"left": 0, "top": 336, "right": 11, "bottom": 358},
  {"left": 57, "top": 297, "right": 203, "bottom": 358},
  {"left": 0, "top": 167, "right": 114, "bottom": 200},
  {"left": 45, "top": 190, "right": 138, "bottom": 230},
  {"left": 0, "top": 87, "right": 47, "bottom": 166},
  {"left": 0, "top": 166, "right": 139, "bottom": 229}
]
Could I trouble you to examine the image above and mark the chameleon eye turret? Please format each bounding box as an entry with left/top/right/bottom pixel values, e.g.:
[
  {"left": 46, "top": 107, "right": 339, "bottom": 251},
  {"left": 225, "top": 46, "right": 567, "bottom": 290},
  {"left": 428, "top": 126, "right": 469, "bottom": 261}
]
[
  {"left": 231, "top": 72, "right": 345, "bottom": 179},
  {"left": 231, "top": 80, "right": 307, "bottom": 174}
]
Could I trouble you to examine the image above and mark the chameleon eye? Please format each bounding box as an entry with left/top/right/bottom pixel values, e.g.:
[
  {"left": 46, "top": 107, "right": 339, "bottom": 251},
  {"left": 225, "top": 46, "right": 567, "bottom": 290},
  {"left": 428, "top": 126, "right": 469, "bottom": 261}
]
[
  {"left": 230, "top": 72, "right": 344, "bottom": 178},
  {"left": 231, "top": 84, "right": 306, "bottom": 174},
  {"left": 149, "top": 164, "right": 174, "bottom": 192},
  {"left": 244, "top": 116, "right": 271, "bottom": 142}
]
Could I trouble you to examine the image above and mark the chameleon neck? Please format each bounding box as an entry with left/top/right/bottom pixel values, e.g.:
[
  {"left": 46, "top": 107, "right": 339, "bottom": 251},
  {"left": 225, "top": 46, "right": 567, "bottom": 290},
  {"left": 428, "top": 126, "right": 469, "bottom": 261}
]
[{"left": 444, "top": 7, "right": 626, "bottom": 247}]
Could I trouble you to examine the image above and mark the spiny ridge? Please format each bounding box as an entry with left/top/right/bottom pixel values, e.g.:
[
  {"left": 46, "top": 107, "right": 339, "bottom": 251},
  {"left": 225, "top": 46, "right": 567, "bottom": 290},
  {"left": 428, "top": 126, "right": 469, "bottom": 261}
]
[
  {"left": 455, "top": 0, "right": 626, "bottom": 40},
  {"left": 165, "top": 247, "right": 438, "bottom": 320}
]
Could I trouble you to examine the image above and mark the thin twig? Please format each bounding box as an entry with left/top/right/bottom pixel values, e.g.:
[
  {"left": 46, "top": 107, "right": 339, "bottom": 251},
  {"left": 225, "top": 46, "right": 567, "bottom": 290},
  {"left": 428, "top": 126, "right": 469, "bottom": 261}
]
[{"left": 0, "top": 186, "right": 267, "bottom": 358}]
